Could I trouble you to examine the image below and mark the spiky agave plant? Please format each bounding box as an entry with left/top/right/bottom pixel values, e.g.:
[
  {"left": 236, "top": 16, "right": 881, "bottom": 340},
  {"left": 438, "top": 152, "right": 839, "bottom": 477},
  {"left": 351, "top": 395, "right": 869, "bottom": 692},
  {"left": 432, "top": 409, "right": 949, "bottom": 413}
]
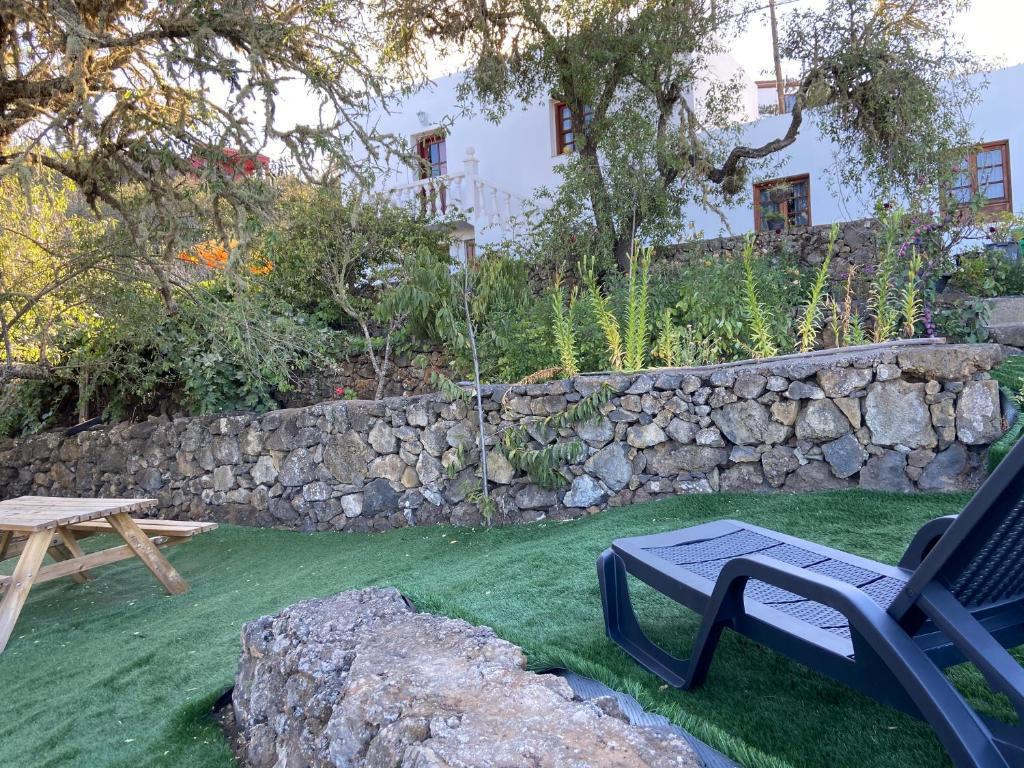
[
  {"left": 740, "top": 235, "right": 779, "bottom": 358},
  {"left": 796, "top": 223, "right": 839, "bottom": 352}
]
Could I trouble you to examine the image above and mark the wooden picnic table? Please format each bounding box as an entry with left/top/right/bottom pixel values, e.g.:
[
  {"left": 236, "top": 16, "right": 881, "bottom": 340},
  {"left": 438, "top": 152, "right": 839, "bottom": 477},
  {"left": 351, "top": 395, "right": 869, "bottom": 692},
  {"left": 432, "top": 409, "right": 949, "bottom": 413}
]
[{"left": 0, "top": 496, "right": 202, "bottom": 653}]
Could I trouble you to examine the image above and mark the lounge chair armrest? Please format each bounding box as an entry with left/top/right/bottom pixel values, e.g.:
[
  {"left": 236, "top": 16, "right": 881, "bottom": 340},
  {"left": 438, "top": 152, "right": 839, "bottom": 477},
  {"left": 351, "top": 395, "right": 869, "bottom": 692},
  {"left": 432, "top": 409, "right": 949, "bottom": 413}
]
[
  {"left": 712, "top": 554, "right": 892, "bottom": 632},
  {"left": 898, "top": 516, "right": 958, "bottom": 569}
]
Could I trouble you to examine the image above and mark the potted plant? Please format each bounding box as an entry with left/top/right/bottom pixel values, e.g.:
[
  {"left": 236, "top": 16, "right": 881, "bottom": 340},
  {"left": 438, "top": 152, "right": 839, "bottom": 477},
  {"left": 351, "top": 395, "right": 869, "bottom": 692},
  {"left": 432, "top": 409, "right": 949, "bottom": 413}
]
[{"left": 985, "top": 212, "right": 1024, "bottom": 263}]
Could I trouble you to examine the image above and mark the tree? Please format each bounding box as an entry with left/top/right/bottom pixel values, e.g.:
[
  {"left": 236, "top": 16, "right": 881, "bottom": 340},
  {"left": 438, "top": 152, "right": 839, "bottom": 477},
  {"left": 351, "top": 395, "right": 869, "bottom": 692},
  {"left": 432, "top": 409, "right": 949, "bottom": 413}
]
[
  {"left": 0, "top": 1, "right": 420, "bottom": 324},
  {"left": 383, "top": 0, "right": 979, "bottom": 272}
]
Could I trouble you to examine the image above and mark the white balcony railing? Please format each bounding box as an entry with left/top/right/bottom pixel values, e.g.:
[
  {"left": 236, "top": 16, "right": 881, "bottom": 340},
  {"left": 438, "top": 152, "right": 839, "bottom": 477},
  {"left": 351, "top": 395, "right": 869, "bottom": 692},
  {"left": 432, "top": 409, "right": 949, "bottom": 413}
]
[{"left": 384, "top": 147, "right": 525, "bottom": 237}]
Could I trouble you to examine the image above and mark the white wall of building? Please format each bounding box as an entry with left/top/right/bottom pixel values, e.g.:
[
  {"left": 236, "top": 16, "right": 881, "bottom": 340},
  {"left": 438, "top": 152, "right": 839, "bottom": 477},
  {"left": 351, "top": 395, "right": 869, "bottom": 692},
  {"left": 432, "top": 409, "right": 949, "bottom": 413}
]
[
  {"left": 368, "top": 59, "right": 1024, "bottom": 247},
  {"left": 686, "top": 64, "right": 1024, "bottom": 237}
]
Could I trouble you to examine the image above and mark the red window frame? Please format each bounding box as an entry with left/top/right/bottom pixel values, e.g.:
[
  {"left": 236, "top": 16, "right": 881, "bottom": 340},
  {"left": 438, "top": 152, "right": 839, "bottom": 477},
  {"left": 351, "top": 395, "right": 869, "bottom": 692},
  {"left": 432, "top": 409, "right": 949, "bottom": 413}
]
[
  {"left": 416, "top": 133, "right": 447, "bottom": 179},
  {"left": 753, "top": 174, "right": 812, "bottom": 232}
]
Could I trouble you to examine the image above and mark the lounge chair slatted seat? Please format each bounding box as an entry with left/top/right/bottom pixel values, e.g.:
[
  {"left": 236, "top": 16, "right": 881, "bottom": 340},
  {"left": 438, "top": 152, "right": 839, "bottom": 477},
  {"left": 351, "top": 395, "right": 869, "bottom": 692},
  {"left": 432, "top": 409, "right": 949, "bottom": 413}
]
[{"left": 599, "top": 435, "right": 1024, "bottom": 768}]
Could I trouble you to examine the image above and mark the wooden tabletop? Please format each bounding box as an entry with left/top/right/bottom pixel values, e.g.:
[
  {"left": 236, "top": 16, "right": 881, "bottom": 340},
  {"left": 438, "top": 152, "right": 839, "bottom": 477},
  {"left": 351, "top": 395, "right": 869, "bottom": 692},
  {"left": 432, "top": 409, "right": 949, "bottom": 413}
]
[{"left": 0, "top": 497, "right": 158, "bottom": 532}]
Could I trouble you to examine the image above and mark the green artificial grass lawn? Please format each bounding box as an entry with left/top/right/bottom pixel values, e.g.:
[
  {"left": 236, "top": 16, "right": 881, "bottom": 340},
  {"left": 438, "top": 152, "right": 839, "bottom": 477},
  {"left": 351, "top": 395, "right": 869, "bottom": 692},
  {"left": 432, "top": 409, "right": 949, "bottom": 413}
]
[{"left": 0, "top": 490, "right": 995, "bottom": 768}]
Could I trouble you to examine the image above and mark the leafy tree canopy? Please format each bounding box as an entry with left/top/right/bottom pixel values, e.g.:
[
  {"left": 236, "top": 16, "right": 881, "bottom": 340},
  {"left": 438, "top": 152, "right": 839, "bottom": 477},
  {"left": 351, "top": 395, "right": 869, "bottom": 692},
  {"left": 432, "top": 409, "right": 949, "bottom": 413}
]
[
  {"left": 1, "top": 1, "right": 420, "bottom": 302},
  {"left": 383, "top": 0, "right": 979, "bottom": 271}
]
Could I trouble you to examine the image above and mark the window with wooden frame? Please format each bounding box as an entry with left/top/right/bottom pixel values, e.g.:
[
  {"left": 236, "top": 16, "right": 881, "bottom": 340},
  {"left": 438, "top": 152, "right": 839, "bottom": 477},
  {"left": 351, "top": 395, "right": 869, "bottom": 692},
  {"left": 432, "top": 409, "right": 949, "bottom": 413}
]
[
  {"left": 948, "top": 140, "right": 1012, "bottom": 216},
  {"left": 554, "top": 101, "right": 594, "bottom": 154},
  {"left": 416, "top": 132, "right": 447, "bottom": 179},
  {"left": 753, "top": 175, "right": 811, "bottom": 232}
]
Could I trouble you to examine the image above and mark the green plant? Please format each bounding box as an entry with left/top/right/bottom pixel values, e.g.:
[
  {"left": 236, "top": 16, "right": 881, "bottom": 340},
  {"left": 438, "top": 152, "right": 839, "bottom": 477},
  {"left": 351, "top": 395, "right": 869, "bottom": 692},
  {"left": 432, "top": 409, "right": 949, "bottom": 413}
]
[
  {"left": 928, "top": 294, "right": 991, "bottom": 343},
  {"left": 501, "top": 384, "right": 613, "bottom": 488},
  {"left": 870, "top": 211, "right": 902, "bottom": 342},
  {"left": 900, "top": 248, "right": 926, "bottom": 338},
  {"left": 796, "top": 223, "right": 839, "bottom": 352},
  {"left": 550, "top": 274, "right": 580, "bottom": 377},
  {"left": 623, "top": 244, "right": 653, "bottom": 370},
  {"left": 740, "top": 236, "right": 780, "bottom": 359},
  {"left": 581, "top": 255, "right": 624, "bottom": 370}
]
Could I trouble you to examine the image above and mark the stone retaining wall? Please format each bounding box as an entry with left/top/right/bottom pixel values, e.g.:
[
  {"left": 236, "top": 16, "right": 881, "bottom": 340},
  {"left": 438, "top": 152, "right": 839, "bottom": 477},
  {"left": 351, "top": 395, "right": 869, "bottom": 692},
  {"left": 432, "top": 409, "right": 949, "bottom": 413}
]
[
  {"left": 659, "top": 218, "right": 879, "bottom": 275},
  {"left": 0, "top": 341, "right": 1006, "bottom": 532}
]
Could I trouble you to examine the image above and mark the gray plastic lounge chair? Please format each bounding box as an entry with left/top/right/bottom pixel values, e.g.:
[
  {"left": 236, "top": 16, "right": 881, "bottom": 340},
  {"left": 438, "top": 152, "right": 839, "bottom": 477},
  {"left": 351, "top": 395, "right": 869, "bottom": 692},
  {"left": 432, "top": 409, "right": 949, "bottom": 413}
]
[{"left": 599, "top": 435, "right": 1024, "bottom": 768}]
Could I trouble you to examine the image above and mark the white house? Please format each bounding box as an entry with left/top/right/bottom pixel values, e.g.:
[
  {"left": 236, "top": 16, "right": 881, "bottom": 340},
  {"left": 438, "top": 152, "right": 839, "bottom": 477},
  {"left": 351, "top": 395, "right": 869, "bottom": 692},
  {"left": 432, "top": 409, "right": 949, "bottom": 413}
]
[{"left": 369, "top": 60, "right": 1024, "bottom": 254}]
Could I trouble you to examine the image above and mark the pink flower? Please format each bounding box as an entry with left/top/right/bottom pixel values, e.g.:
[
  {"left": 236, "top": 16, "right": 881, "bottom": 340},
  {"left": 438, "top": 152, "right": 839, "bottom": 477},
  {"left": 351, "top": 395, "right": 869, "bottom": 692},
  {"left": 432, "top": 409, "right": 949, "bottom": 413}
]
[{"left": 334, "top": 386, "right": 346, "bottom": 398}]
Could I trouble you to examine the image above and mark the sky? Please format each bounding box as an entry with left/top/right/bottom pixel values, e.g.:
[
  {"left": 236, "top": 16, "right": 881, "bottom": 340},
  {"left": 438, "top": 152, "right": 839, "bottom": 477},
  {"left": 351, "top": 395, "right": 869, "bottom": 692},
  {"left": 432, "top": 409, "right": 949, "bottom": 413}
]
[{"left": 734, "top": 0, "right": 1024, "bottom": 83}]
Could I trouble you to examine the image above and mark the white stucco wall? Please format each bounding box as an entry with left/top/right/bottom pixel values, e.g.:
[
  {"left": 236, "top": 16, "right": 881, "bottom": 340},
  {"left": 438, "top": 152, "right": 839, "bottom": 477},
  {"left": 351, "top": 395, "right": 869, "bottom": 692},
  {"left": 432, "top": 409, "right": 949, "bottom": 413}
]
[
  {"left": 365, "top": 62, "right": 1024, "bottom": 246},
  {"left": 686, "top": 64, "right": 1024, "bottom": 237}
]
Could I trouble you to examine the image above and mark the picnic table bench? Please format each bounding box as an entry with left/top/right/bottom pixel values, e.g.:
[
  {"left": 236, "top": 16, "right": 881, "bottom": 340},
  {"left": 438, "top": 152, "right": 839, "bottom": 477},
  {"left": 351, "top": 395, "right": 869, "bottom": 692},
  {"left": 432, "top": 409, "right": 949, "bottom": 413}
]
[{"left": 0, "top": 497, "right": 215, "bottom": 653}]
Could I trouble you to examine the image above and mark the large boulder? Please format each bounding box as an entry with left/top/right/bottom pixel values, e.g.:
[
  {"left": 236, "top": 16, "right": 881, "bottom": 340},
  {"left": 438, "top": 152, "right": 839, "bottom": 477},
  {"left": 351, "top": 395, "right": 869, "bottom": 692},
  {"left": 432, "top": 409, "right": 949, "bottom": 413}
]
[
  {"left": 955, "top": 379, "right": 1002, "bottom": 446},
  {"left": 864, "top": 381, "right": 935, "bottom": 448},
  {"left": 795, "top": 399, "right": 851, "bottom": 442},
  {"left": 233, "top": 588, "right": 699, "bottom": 768},
  {"left": 711, "top": 400, "right": 786, "bottom": 446}
]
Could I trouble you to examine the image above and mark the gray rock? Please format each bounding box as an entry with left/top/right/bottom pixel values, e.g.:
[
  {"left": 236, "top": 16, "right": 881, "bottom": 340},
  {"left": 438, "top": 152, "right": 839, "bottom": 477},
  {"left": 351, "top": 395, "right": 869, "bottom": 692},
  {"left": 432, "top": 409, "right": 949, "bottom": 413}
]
[
  {"left": 875, "top": 363, "right": 902, "bottom": 381},
  {"left": 251, "top": 455, "right": 279, "bottom": 485},
  {"left": 956, "top": 379, "right": 1002, "bottom": 445},
  {"left": 577, "top": 417, "right": 614, "bottom": 445},
  {"left": 233, "top": 588, "right": 700, "bottom": 768},
  {"left": 415, "top": 451, "right": 443, "bottom": 486},
  {"left": 369, "top": 454, "right": 405, "bottom": 482},
  {"left": 919, "top": 444, "right": 969, "bottom": 491},
  {"left": 821, "top": 434, "right": 868, "bottom": 479},
  {"left": 368, "top": 421, "right": 397, "bottom": 454},
  {"left": 654, "top": 372, "right": 684, "bottom": 390},
  {"left": 786, "top": 381, "right": 825, "bottom": 400},
  {"left": 323, "top": 432, "right": 370, "bottom": 484},
  {"left": 362, "top": 478, "right": 399, "bottom": 516},
  {"left": 766, "top": 375, "right": 789, "bottom": 392},
  {"left": 212, "top": 436, "right": 241, "bottom": 465},
  {"left": 712, "top": 400, "right": 785, "bottom": 446},
  {"left": 303, "top": 481, "right": 332, "bottom": 502},
  {"left": 406, "top": 401, "right": 431, "bottom": 427},
  {"left": 898, "top": 344, "right": 1004, "bottom": 381},
  {"left": 626, "top": 423, "right": 667, "bottom": 449},
  {"left": 564, "top": 475, "right": 608, "bottom": 508},
  {"left": 783, "top": 461, "right": 853, "bottom": 492},
  {"left": 340, "top": 493, "right": 363, "bottom": 518},
  {"left": 625, "top": 375, "right": 654, "bottom": 394},
  {"left": 833, "top": 397, "right": 862, "bottom": 430},
  {"left": 734, "top": 373, "right": 767, "bottom": 399},
  {"left": 139, "top": 467, "right": 164, "bottom": 492},
  {"left": 646, "top": 444, "right": 728, "bottom": 475},
  {"left": 279, "top": 448, "right": 318, "bottom": 487},
  {"left": 695, "top": 427, "right": 725, "bottom": 447},
  {"left": 485, "top": 449, "right": 516, "bottom": 485},
  {"left": 515, "top": 485, "right": 560, "bottom": 510},
  {"left": 720, "top": 463, "right": 767, "bottom": 491},
  {"left": 584, "top": 443, "right": 633, "bottom": 492},
  {"left": 816, "top": 367, "right": 873, "bottom": 398},
  {"left": 795, "top": 400, "right": 852, "bottom": 442},
  {"left": 860, "top": 450, "right": 914, "bottom": 492},
  {"left": 865, "top": 381, "right": 935, "bottom": 448},
  {"left": 761, "top": 445, "right": 800, "bottom": 487},
  {"left": 729, "top": 445, "right": 760, "bottom": 463},
  {"left": 212, "top": 465, "right": 235, "bottom": 492},
  {"left": 665, "top": 418, "right": 697, "bottom": 444}
]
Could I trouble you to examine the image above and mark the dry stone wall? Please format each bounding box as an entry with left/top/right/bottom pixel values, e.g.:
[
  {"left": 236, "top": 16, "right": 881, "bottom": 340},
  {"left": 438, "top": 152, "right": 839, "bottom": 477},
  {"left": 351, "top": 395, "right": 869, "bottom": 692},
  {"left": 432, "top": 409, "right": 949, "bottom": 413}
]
[
  {"left": 0, "top": 341, "right": 1007, "bottom": 532},
  {"left": 659, "top": 218, "right": 880, "bottom": 276}
]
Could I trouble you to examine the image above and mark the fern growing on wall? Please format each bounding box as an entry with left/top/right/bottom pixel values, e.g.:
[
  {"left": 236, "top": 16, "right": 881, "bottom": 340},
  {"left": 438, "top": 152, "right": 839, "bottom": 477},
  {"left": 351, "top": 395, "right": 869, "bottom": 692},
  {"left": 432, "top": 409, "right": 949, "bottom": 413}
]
[{"left": 740, "top": 235, "right": 779, "bottom": 358}]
